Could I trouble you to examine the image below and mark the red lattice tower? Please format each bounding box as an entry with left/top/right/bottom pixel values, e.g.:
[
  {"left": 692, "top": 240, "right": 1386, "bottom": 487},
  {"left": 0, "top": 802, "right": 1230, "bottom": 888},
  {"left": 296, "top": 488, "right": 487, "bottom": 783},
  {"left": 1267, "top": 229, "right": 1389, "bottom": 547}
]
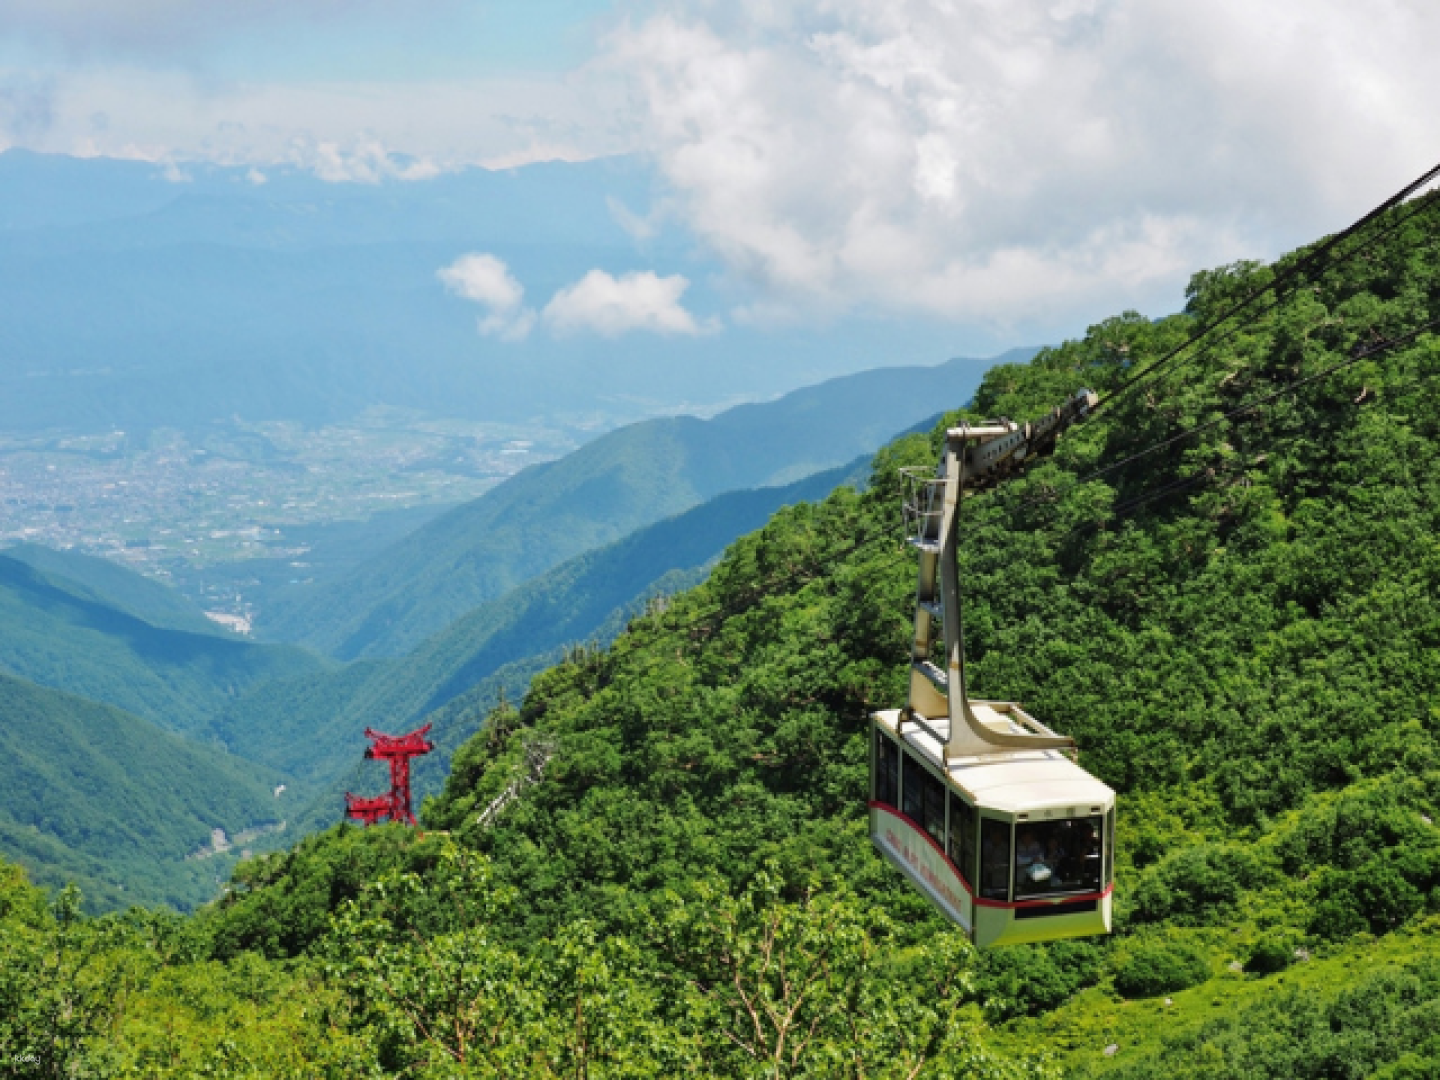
[{"left": 344, "top": 723, "right": 435, "bottom": 826}]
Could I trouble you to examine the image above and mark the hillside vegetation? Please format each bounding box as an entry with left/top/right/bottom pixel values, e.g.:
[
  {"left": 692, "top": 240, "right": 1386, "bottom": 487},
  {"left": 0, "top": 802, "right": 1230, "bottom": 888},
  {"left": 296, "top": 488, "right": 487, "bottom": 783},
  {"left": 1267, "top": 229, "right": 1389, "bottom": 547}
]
[
  {"left": 2, "top": 193, "right": 1437, "bottom": 1077},
  {"left": 0, "top": 543, "right": 223, "bottom": 636},
  {"left": 0, "top": 552, "right": 328, "bottom": 738},
  {"left": 0, "top": 670, "right": 283, "bottom": 911}
]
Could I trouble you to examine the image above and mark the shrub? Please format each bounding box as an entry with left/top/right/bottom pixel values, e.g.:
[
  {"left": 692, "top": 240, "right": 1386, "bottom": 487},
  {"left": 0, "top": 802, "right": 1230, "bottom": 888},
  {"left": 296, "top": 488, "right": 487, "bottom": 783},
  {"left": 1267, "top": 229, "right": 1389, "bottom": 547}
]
[
  {"left": 1112, "top": 934, "right": 1211, "bottom": 998},
  {"left": 1307, "top": 866, "right": 1423, "bottom": 940},
  {"left": 975, "top": 940, "right": 1105, "bottom": 1019},
  {"left": 1354, "top": 865, "right": 1425, "bottom": 933},
  {"left": 1129, "top": 843, "right": 1265, "bottom": 925},
  {"left": 1244, "top": 936, "right": 1293, "bottom": 974}
]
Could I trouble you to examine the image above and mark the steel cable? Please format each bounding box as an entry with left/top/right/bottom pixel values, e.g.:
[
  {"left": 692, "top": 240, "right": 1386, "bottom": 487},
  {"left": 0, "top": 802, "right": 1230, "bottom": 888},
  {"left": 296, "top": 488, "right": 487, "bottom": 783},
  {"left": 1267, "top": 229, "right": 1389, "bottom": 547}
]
[{"left": 1090, "top": 161, "right": 1440, "bottom": 416}]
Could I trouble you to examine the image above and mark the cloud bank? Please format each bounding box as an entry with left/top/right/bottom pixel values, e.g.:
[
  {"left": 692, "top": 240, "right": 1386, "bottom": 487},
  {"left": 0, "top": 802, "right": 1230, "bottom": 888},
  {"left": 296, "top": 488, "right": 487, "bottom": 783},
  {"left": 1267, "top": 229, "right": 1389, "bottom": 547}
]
[
  {"left": 604, "top": 0, "right": 1440, "bottom": 328},
  {"left": 7, "top": 0, "right": 1440, "bottom": 339}
]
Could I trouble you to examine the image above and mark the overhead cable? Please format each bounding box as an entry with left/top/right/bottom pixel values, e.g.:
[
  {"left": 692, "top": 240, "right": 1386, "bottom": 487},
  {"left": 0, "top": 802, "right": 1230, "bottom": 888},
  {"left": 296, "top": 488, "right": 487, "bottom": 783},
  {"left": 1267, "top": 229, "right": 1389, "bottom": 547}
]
[
  {"left": 1092, "top": 160, "right": 1440, "bottom": 415},
  {"left": 1073, "top": 314, "right": 1440, "bottom": 488}
]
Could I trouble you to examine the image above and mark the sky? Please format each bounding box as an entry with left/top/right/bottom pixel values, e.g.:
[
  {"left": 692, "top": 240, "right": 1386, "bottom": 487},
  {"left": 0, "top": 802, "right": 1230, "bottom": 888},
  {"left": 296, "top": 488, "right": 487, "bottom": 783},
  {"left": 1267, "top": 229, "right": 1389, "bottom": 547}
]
[{"left": 3, "top": 0, "right": 1439, "bottom": 348}]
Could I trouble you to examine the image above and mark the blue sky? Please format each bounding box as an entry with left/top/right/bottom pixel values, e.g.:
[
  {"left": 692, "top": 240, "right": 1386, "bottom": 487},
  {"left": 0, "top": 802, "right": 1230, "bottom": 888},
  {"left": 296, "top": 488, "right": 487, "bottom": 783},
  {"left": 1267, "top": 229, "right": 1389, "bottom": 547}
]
[{"left": 2, "top": 0, "right": 1438, "bottom": 354}]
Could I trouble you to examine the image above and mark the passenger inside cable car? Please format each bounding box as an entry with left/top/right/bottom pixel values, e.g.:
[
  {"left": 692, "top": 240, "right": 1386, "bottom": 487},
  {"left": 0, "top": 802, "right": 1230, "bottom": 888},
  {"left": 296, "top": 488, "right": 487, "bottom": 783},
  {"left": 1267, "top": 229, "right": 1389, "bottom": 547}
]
[{"left": 1012, "top": 816, "right": 1105, "bottom": 899}]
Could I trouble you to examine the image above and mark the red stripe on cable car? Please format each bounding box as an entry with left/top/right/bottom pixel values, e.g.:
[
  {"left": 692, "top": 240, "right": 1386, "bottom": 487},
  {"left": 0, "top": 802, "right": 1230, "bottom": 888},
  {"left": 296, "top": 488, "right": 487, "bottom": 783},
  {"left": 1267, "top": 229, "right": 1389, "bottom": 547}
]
[{"left": 868, "top": 799, "right": 1111, "bottom": 910}]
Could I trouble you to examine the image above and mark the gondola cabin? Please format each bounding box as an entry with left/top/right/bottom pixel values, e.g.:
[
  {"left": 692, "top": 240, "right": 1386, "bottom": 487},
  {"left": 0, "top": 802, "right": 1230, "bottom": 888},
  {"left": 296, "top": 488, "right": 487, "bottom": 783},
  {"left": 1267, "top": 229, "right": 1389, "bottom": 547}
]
[
  {"left": 869, "top": 704, "right": 1114, "bottom": 948},
  {"left": 870, "top": 390, "right": 1115, "bottom": 947}
]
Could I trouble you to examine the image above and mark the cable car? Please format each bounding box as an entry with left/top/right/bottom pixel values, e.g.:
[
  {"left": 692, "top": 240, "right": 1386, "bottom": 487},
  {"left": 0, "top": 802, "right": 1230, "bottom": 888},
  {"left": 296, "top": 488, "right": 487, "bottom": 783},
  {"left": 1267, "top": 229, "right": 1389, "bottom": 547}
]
[{"left": 868, "top": 391, "right": 1116, "bottom": 948}]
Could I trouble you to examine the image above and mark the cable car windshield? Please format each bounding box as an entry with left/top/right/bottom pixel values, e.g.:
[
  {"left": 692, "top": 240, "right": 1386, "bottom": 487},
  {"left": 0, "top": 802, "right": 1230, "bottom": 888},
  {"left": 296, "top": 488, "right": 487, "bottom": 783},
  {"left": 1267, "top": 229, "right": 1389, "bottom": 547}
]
[{"left": 1013, "top": 816, "right": 1104, "bottom": 899}]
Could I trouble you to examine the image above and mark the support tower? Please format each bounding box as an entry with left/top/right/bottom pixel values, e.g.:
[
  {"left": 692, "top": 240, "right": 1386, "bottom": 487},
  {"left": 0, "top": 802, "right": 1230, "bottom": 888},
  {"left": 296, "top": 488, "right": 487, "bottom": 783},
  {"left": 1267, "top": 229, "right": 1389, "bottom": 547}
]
[{"left": 343, "top": 723, "right": 435, "bottom": 826}]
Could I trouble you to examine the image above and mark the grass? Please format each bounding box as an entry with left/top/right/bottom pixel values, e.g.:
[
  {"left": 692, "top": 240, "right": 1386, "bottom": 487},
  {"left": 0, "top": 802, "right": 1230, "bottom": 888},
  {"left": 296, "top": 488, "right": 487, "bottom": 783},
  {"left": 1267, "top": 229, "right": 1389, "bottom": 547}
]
[{"left": 1000, "top": 917, "right": 1440, "bottom": 1075}]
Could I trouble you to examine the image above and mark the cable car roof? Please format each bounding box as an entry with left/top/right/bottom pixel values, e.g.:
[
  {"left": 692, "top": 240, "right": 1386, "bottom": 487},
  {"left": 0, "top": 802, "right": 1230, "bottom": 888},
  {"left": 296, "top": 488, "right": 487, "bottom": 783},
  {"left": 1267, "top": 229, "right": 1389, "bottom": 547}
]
[{"left": 875, "top": 708, "right": 1115, "bottom": 816}]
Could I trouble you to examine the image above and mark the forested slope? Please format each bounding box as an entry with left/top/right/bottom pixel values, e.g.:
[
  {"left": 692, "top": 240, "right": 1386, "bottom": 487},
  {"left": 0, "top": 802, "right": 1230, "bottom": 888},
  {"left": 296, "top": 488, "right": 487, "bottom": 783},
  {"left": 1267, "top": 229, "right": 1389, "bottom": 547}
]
[
  {"left": 3, "top": 193, "right": 1437, "bottom": 1077},
  {"left": 0, "top": 552, "right": 328, "bottom": 737},
  {"left": 0, "top": 670, "right": 284, "bottom": 911}
]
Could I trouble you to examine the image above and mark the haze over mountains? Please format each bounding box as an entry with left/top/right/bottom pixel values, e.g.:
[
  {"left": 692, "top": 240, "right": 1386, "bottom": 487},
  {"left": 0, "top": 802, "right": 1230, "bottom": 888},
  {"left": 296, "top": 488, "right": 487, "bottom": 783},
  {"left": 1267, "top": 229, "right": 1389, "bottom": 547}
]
[{"left": 0, "top": 149, "right": 977, "bottom": 437}]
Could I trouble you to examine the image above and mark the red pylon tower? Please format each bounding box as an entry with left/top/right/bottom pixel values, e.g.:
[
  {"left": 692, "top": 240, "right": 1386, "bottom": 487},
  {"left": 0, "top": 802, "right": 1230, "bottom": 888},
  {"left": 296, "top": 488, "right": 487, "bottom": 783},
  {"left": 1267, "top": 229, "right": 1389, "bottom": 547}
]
[{"left": 343, "top": 723, "right": 435, "bottom": 826}]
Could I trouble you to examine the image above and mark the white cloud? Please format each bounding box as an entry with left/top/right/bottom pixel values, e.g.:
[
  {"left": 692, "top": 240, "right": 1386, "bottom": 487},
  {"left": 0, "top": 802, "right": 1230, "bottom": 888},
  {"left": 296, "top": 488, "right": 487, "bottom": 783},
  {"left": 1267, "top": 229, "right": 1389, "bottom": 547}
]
[
  {"left": 285, "top": 137, "right": 442, "bottom": 184},
  {"left": 437, "top": 253, "right": 536, "bottom": 341},
  {"left": 7, "top": 0, "right": 1440, "bottom": 341},
  {"left": 603, "top": 0, "right": 1440, "bottom": 330},
  {"left": 542, "top": 269, "right": 710, "bottom": 337},
  {"left": 0, "top": 67, "right": 630, "bottom": 178}
]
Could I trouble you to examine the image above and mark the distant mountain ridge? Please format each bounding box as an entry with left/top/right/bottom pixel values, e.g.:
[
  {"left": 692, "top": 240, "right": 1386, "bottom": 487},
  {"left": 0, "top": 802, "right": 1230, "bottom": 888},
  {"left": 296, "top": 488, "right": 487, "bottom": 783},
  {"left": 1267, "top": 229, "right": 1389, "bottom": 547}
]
[
  {"left": 1, "top": 542, "right": 223, "bottom": 635},
  {"left": 262, "top": 352, "right": 1024, "bottom": 659}
]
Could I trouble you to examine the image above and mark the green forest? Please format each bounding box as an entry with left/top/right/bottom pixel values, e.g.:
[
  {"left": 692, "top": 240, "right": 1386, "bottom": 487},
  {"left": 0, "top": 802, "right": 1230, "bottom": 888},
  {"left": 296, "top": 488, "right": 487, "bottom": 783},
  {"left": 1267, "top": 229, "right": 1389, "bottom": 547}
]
[
  {"left": 2, "top": 191, "right": 1438, "bottom": 1077},
  {"left": 0, "top": 454, "right": 865, "bottom": 903}
]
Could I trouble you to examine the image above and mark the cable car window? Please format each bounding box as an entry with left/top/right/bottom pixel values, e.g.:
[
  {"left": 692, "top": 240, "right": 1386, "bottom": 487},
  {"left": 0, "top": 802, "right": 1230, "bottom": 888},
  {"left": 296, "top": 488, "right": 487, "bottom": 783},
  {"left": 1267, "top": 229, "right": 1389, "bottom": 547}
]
[
  {"left": 1105, "top": 807, "right": 1116, "bottom": 888},
  {"left": 874, "top": 731, "right": 898, "bottom": 807},
  {"left": 948, "top": 791, "right": 976, "bottom": 886},
  {"left": 902, "top": 751, "right": 924, "bottom": 824},
  {"left": 980, "top": 818, "right": 1011, "bottom": 901},
  {"left": 1013, "top": 815, "right": 1105, "bottom": 899},
  {"left": 921, "top": 768, "right": 945, "bottom": 848}
]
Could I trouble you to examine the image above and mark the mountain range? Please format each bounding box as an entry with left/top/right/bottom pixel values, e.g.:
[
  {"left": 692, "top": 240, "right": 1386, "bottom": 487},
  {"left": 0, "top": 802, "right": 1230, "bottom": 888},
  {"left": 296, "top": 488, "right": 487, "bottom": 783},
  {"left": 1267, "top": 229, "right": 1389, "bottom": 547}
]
[{"left": 259, "top": 352, "right": 1014, "bottom": 659}]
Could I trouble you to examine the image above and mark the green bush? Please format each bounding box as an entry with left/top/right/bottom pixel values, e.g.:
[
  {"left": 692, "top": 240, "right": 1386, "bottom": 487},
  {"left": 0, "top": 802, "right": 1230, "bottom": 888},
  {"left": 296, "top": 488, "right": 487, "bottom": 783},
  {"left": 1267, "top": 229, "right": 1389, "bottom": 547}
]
[
  {"left": 1129, "top": 843, "right": 1264, "bottom": 925},
  {"left": 1111, "top": 935, "right": 1211, "bottom": 998},
  {"left": 1244, "top": 935, "right": 1293, "bottom": 974},
  {"left": 975, "top": 940, "right": 1105, "bottom": 1019},
  {"left": 1307, "top": 866, "right": 1424, "bottom": 940}
]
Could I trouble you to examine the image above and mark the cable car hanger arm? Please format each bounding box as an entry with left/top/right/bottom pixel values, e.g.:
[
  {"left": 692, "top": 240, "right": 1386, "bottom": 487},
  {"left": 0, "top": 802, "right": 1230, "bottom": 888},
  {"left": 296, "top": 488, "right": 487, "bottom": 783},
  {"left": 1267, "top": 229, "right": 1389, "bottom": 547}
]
[{"left": 905, "top": 389, "right": 1098, "bottom": 761}]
